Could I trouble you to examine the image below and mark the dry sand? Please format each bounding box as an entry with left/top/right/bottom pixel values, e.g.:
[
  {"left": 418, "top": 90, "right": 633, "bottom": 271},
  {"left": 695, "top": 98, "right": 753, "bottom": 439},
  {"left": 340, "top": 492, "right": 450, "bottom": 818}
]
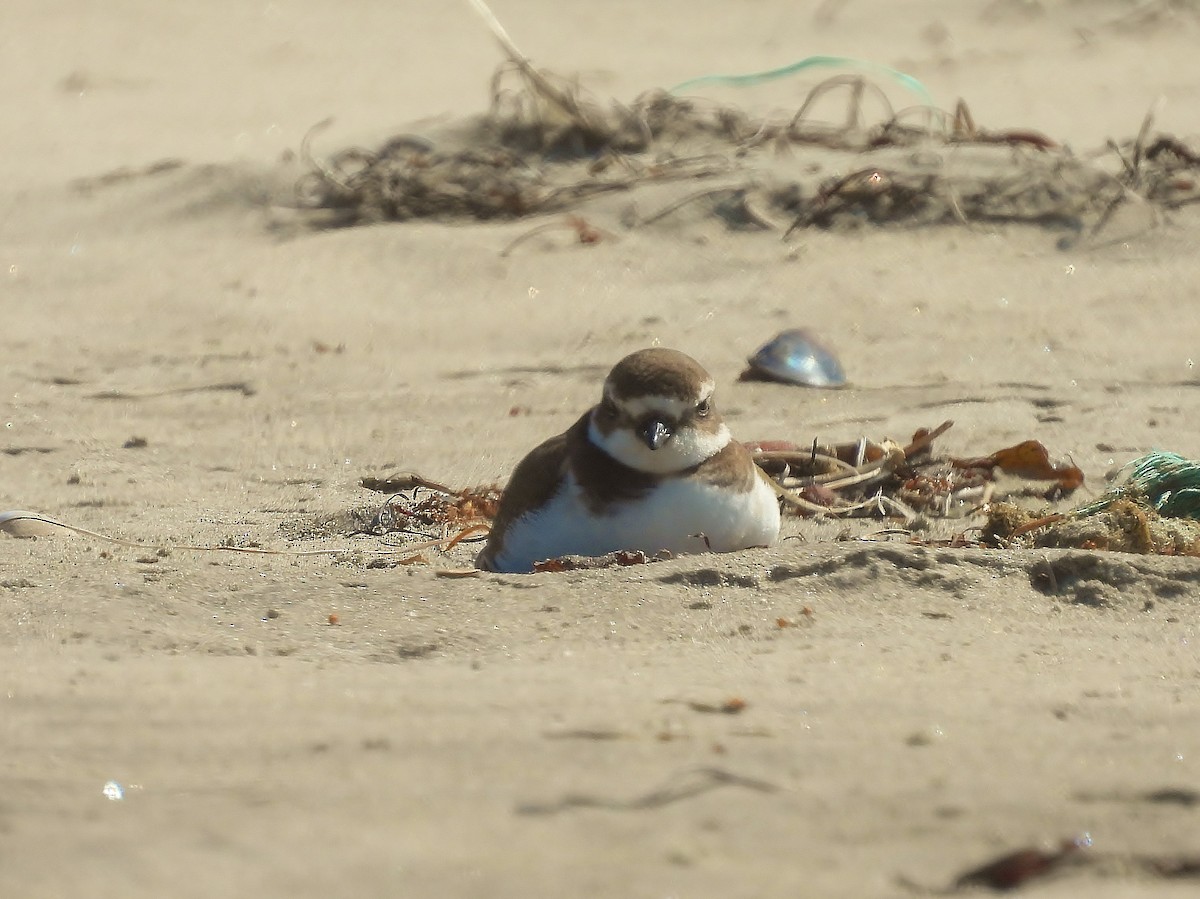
[{"left": 3, "top": 1, "right": 1200, "bottom": 896}]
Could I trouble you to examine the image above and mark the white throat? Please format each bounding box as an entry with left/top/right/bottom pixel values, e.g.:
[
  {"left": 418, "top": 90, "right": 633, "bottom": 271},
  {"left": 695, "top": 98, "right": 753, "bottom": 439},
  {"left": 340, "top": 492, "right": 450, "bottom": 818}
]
[{"left": 589, "top": 413, "right": 730, "bottom": 475}]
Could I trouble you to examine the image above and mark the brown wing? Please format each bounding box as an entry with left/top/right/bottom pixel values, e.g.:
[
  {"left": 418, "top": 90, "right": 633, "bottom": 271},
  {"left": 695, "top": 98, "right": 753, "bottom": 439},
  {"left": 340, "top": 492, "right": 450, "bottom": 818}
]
[
  {"left": 476, "top": 414, "right": 582, "bottom": 569},
  {"left": 477, "top": 410, "right": 661, "bottom": 570},
  {"left": 690, "top": 438, "right": 761, "bottom": 493}
]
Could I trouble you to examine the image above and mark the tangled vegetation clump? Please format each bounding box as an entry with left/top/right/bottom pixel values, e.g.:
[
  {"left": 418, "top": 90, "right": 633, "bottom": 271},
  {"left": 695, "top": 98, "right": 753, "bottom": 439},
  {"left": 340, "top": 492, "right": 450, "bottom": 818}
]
[{"left": 297, "top": 47, "right": 1200, "bottom": 241}]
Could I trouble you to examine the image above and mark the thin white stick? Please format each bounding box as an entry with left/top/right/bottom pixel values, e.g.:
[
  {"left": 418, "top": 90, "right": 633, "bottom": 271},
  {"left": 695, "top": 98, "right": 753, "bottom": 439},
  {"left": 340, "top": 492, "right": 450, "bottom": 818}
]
[{"left": 467, "top": 0, "right": 528, "bottom": 62}]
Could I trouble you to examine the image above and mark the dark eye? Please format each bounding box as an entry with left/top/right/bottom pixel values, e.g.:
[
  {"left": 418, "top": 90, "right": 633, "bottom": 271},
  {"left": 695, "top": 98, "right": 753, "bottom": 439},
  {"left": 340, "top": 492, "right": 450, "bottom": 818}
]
[{"left": 695, "top": 398, "right": 711, "bottom": 418}]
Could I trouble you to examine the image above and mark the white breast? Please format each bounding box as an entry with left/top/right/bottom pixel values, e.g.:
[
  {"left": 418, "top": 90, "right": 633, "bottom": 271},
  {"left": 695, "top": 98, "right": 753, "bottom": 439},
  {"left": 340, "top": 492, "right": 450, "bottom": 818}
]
[{"left": 486, "top": 471, "right": 780, "bottom": 573}]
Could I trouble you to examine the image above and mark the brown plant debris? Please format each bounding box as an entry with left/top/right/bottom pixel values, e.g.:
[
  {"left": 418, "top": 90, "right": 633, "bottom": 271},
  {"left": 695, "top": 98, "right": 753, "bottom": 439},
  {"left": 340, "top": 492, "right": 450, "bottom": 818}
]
[
  {"left": 299, "top": 52, "right": 1200, "bottom": 240},
  {"left": 747, "top": 420, "right": 1076, "bottom": 521},
  {"left": 350, "top": 425, "right": 1107, "bottom": 568},
  {"left": 985, "top": 497, "right": 1200, "bottom": 556},
  {"left": 952, "top": 439, "right": 1084, "bottom": 495},
  {"left": 923, "top": 833, "right": 1200, "bottom": 894},
  {"left": 364, "top": 478, "right": 500, "bottom": 536},
  {"left": 952, "top": 835, "right": 1089, "bottom": 891},
  {"left": 983, "top": 450, "right": 1200, "bottom": 556}
]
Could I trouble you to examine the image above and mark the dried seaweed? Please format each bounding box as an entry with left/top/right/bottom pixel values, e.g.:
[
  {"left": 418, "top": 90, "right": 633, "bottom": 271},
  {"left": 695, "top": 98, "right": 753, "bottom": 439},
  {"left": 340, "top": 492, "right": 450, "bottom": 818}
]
[
  {"left": 952, "top": 440, "right": 1084, "bottom": 495},
  {"left": 985, "top": 451, "right": 1200, "bottom": 555},
  {"left": 703, "top": 420, "right": 1082, "bottom": 525},
  {"left": 297, "top": 19, "right": 1200, "bottom": 240},
  {"left": 748, "top": 421, "right": 964, "bottom": 520},
  {"left": 361, "top": 475, "right": 500, "bottom": 538}
]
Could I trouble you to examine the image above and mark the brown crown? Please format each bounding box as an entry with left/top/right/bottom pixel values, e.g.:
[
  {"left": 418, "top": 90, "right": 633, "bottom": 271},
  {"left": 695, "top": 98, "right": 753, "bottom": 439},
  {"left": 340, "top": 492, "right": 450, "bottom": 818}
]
[{"left": 603, "top": 348, "right": 712, "bottom": 402}]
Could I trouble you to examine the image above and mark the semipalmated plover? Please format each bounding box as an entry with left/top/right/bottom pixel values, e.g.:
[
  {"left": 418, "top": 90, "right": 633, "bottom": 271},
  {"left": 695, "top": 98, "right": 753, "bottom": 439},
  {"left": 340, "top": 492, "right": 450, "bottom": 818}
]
[{"left": 476, "top": 348, "right": 781, "bottom": 573}]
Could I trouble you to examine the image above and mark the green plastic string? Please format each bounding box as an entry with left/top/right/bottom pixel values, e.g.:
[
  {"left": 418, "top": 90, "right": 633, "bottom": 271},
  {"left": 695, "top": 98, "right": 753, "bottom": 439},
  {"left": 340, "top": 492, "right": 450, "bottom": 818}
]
[
  {"left": 1073, "top": 451, "right": 1200, "bottom": 521},
  {"left": 671, "top": 55, "right": 935, "bottom": 108}
]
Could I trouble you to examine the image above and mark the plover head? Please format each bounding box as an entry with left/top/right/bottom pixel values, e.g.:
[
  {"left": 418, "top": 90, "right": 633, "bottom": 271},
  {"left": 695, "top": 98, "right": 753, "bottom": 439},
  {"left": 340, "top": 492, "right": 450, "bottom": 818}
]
[{"left": 587, "top": 348, "right": 731, "bottom": 475}]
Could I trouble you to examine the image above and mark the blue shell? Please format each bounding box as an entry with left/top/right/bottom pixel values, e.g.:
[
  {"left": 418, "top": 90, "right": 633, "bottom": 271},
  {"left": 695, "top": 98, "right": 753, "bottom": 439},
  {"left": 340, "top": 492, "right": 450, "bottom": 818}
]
[{"left": 745, "top": 329, "right": 847, "bottom": 387}]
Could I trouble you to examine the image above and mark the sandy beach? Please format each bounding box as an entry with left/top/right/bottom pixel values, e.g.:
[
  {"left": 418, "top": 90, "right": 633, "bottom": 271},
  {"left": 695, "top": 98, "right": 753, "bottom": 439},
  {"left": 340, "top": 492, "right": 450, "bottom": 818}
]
[{"left": 4, "top": 1, "right": 1200, "bottom": 895}]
